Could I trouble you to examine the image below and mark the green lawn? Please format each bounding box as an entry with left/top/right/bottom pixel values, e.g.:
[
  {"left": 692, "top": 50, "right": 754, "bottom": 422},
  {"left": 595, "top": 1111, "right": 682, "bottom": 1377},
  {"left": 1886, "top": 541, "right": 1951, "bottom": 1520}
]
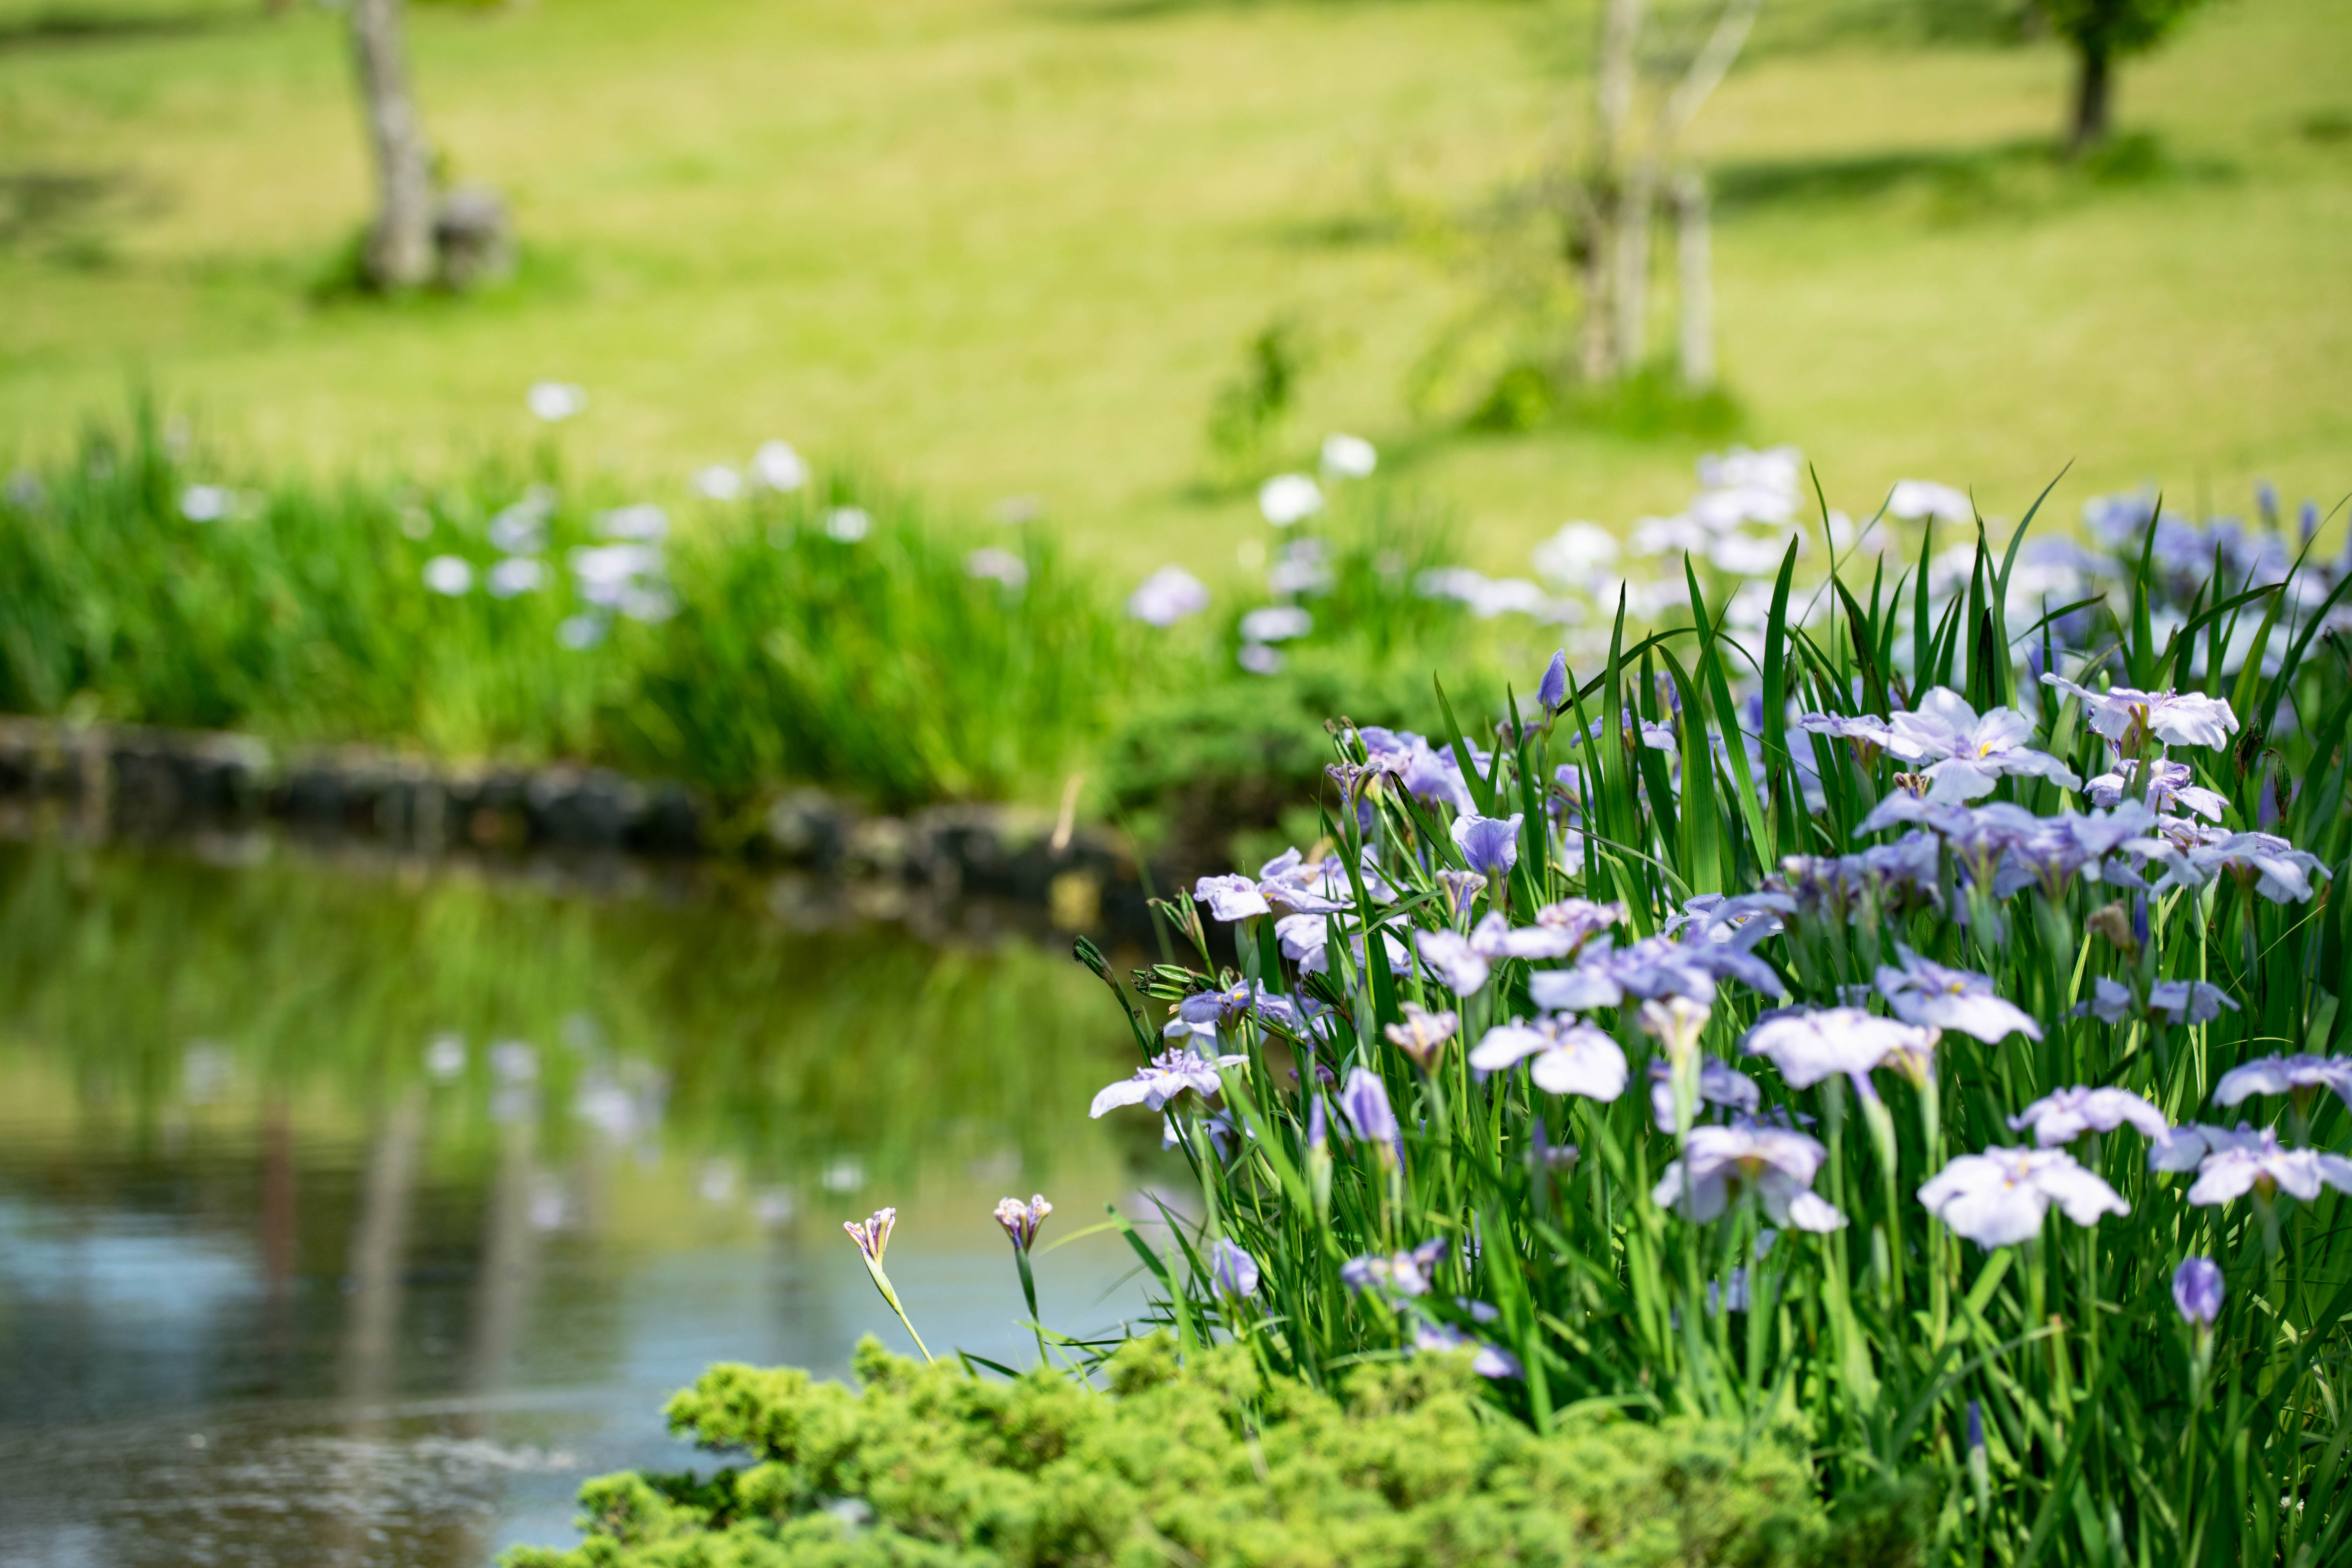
[{"left": 1, "top": 0, "right": 2347, "bottom": 580}]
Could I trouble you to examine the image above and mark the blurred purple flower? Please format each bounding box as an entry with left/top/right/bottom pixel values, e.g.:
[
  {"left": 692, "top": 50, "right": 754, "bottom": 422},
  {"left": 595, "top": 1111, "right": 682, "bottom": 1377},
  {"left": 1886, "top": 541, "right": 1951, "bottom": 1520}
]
[
  {"left": 1467, "top": 1016, "right": 1629, "bottom": 1102},
  {"left": 1647, "top": 1056, "right": 1761, "bottom": 1132},
  {"left": 1742, "top": 1008, "right": 1935, "bottom": 1090},
  {"left": 1876, "top": 946, "right": 2043, "bottom": 1043},
  {"left": 1652, "top": 1123, "right": 1844, "bottom": 1232},
  {"left": 2214, "top": 1053, "right": 2352, "bottom": 1112},
  {"left": 1917, "top": 1147, "right": 2128, "bottom": 1247},
  {"left": 1211, "top": 1238, "right": 1260, "bottom": 1299},
  {"left": 2172, "top": 1256, "right": 2224, "bottom": 1326},
  {"left": 1338, "top": 1067, "right": 1400, "bottom": 1151},
  {"left": 2007, "top": 1085, "right": 2167, "bottom": 1146}
]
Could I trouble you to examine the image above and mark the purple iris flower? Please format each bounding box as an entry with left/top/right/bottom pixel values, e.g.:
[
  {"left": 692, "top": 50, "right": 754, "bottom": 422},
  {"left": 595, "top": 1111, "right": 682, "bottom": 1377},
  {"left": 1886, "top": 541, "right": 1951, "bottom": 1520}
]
[
  {"left": 1538, "top": 650, "right": 1569, "bottom": 713},
  {"left": 1466, "top": 1016, "right": 1628, "bottom": 1102},
  {"left": 1338, "top": 1067, "right": 1401, "bottom": 1151},
  {"left": 1875, "top": 946, "right": 2042, "bottom": 1043},
  {"left": 2075, "top": 976, "right": 2238, "bottom": 1027},
  {"left": 2172, "top": 1256, "right": 2224, "bottom": 1326},
  {"left": 2084, "top": 759, "right": 2228, "bottom": 822},
  {"left": 2040, "top": 674, "right": 2239, "bottom": 750},
  {"left": 2007, "top": 1085, "right": 2167, "bottom": 1146},
  {"left": 1770, "top": 833, "right": 1942, "bottom": 921},
  {"left": 1255, "top": 847, "right": 1352, "bottom": 915},
  {"left": 1192, "top": 874, "right": 1270, "bottom": 922},
  {"left": 1532, "top": 897, "right": 1624, "bottom": 951},
  {"left": 1741, "top": 1008, "right": 1933, "bottom": 1090},
  {"left": 2214, "top": 1054, "right": 2352, "bottom": 1113},
  {"left": 1414, "top": 1321, "right": 1524, "bottom": 1379},
  {"left": 1646, "top": 1056, "right": 1761, "bottom": 1132},
  {"left": 1917, "top": 1146, "right": 2129, "bottom": 1247},
  {"left": 1340, "top": 1237, "right": 1447, "bottom": 1298},
  {"left": 1088, "top": 1047, "right": 1244, "bottom": 1118},
  {"left": 1452, "top": 813, "right": 1523, "bottom": 877},
  {"left": 992, "top": 1194, "right": 1053, "bottom": 1252},
  {"left": 1399, "top": 742, "right": 1474, "bottom": 813},
  {"left": 1651, "top": 1122, "right": 1845, "bottom": 1233},
  {"left": 1210, "top": 1238, "right": 1261, "bottom": 1299}
]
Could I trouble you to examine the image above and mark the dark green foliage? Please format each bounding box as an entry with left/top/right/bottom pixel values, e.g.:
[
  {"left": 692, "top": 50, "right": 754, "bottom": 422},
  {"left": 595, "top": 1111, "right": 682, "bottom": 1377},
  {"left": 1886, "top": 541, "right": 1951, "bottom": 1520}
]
[{"left": 505, "top": 1336, "right": 1894, "bottom": 1568}]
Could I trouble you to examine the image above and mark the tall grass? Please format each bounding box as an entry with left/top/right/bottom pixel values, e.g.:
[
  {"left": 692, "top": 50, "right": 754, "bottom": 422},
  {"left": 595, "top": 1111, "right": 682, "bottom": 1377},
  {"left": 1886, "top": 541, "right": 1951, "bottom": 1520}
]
[
  {"left": 1076, "top": 495, "right": 2352, "bottom": 1565},
  {"left": 0, "top": 407, "right": 1517, "bottom": 817}
]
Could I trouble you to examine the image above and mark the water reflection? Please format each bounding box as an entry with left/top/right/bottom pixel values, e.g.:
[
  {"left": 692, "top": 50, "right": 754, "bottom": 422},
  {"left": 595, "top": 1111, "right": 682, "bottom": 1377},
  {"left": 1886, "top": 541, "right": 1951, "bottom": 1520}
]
[{"left": 0, "top": 839, "right": 1159, "bottom": 1568}]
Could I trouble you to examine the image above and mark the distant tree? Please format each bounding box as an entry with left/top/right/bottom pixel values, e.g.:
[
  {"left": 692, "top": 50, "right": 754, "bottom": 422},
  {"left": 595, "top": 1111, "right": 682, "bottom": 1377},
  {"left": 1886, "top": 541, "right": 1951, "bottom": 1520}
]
[
  {"left": 2040, "top": 0, "right": 2217, "bottom": 153},
  {"left": 349, "top": 0, "right": 436, "bottom": 289}
]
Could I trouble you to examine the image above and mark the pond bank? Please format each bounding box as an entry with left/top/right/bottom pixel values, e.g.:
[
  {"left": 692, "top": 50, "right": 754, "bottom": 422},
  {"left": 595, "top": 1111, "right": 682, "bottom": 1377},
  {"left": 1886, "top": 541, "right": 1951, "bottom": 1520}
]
[{"left": 0, "top": 715, "right": 1168, "bottom": 940}]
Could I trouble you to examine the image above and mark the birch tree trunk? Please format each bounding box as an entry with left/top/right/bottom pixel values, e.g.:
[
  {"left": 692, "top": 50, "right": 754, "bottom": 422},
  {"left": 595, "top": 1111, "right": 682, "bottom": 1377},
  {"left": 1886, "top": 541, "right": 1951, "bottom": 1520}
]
[
  {"left": 1671, "top": 169, "right": 1714, "bottom": 389},
  {"left": 1612, "top": 162, "right": 1656, "bottom": 377},
  {"left": 1579, "top": 0, "right": 1645, "bottom": 385},
  {"left": 350, "top": 0, "right": 434, "bottom": 290}
]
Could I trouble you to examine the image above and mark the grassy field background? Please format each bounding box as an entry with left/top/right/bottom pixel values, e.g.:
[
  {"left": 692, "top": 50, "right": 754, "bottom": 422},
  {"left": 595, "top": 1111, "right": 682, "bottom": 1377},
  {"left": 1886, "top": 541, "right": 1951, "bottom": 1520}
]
[{"left": 1, "top": 0, "right": 2347, "bottom": 579}]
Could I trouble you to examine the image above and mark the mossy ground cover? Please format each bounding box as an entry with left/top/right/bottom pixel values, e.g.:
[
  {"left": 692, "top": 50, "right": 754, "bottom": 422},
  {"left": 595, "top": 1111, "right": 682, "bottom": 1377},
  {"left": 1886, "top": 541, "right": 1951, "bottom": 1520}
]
[
  {"left": 505, "top": 1336, "right": 1918, "bottom": 1568},
  {"left": 0, "top": 0, "right": 2346, "bottom": 579}
]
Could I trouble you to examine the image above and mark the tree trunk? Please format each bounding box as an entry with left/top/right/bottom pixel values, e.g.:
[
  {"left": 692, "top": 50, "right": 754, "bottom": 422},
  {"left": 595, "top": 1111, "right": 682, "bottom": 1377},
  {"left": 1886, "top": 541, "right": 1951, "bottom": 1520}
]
[
  {"left": 350, "top": 0, "right": 434, "bottom": 289},
  {"left": 1578, "top": 0, "right": 1645, "bottom": 385},
  {"left": 1612, "top": 161, "right": 1655, "bottom": 376},
  {"left": 1671, "top": 169, "right": 1714, "bottom": 389},
  {"left": 2069, "top": 42, "right": 2111, "bottom": 156}
]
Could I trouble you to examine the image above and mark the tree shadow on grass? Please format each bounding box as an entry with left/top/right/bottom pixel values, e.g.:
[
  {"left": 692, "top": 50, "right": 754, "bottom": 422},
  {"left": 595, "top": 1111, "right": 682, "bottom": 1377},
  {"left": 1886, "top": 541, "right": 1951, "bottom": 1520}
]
[
  {"left": 1711, "top": 133, "right": 2236, "bottom": 222},
  {"left": 0, "top": 4, "right": 261, "bottom": 53}
]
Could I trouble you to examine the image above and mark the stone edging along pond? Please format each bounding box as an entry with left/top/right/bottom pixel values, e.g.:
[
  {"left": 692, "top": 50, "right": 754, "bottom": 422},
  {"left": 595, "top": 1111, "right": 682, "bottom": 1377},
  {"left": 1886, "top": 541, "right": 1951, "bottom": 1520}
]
[{"left": 0, "top": 716, "right": 1168, "bottom": 939}]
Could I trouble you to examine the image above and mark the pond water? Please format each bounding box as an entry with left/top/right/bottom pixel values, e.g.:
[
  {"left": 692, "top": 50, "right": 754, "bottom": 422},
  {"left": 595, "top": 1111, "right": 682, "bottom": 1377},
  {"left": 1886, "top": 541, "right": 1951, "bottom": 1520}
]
[{"left": 0, "top": 837, "right": 1164, "bottom": 1568}]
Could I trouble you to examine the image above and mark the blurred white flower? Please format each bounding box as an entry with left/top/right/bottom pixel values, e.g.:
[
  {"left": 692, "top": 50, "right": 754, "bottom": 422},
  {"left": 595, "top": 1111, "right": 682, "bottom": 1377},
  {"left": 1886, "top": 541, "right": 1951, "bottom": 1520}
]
[
  {"left": 993, "top": 494, "right": 1043, "bottom": 524},
  {"left": 487, "top": 496, "right": 550, "bottom": 555},
  {"left": 1129, "top": 565, "right": 1210, "bottom": 626},
  {"left": 487, "top": 557, "right": 546, "bottom": 598},
  {"left": 1258, "top": 473, "right": 1324, "bottom": 526},
  {"left": 1533, "top": 522, "right": 1619, "bottom": 586},
  {"left": 1632, "top": 514, "right": 1715, "bottom": 556},
  {"left": 1320, "top": 433, "right": 1377, "bottom": 479},
  {"left": 528, "top": 381, "right": 587, "bottom": 421},
  {"left": 180, "top": 484, "right": 231, "bottom": 523},
  {"left": 599, "top": 503, "right": 669, "bottom": 541},
  {"left": 824, "top": 506, "right": 871, "bottom": 543},
  {"left": 966, "top": 546, "right": 1029, "bottom": 590},
  {"left": 1268, "top": 538, "right": 1331, "bottom": 596},
  {"left": 1238, "top": 643, "right": 1286, "bottom": 675},
  {"left": 1887, "top": 479, "right": 1973, "bottom": 524},
  {"left": 423, "top": 555, "right": 475, "bottom": 596},
  {"left": 570, "top": 544, "right": 662, "bottom": 606},
  {"left": 424, "top": 1034, "right": 467, "bottom": 1081},
  {"left": 557, "top": 613, "right": 607, "bottom": 650},
  {"left": 491, "top": 1041, "right": 540, "bottom": 1082},
  {"left": 1240, "top": 605, "right": 1313, "bottom": 642},
  {"left": 694, "top": 465, "right": 745, "bottom": 501},
  {"left": 619, "top": 585, "right": 678, "bottom": 624},
  {"left": 750, "top": 440, "right": 809, "bottom": 491},
  {"left": 1710, "top": 528, "right": 1804, "bottom": 577}
]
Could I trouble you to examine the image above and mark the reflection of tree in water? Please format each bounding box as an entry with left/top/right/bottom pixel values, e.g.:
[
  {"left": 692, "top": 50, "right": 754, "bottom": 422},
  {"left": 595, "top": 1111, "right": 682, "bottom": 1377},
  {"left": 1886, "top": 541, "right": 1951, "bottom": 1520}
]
[{"left": 0, "top": 838, "right": 1134, "bottom": 1199}]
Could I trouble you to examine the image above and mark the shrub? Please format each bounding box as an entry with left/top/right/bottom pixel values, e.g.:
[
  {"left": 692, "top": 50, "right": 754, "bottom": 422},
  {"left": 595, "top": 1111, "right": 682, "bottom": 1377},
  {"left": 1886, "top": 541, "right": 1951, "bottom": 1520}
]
[{"left": 505, "top": 1335, "right": 1903, "bottom": 1568}]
